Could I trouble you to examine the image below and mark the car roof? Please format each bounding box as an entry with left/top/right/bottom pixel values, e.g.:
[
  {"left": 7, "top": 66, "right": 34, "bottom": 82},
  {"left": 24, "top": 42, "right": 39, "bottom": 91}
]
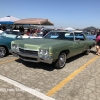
[
  {"left": 73, "top": 30, "right": 83, "bottom": 33},
  {"left": 50, "top": 30, "right": 85, "bottom": 34},
  {"left": 50, "top": 30, "right": 69, "bottom": 32}
]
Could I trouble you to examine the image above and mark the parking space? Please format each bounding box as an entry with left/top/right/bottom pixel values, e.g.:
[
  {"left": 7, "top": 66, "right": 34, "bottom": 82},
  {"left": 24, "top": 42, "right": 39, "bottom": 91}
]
[
  {"left": 0, "top": 80, "right": 43, "bottom": 100},
  {"left": 0, "top": 47, "right": 100, "bottom": 100},
  {"left": 52, "top": 57, "right": 100, "bottom": 100},
  {"left": 0, "top": 54, "right": 17, "bottom": 63}
]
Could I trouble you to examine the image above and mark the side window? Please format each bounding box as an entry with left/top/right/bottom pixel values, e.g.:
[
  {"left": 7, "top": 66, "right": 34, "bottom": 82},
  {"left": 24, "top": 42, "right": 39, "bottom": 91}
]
[
  {"left": 65, "top": 33, "right": 74, "bottom": 41},
  {"left": 16, "top": 35, "right": 22, "bottom": 39},
  {"left": 75, "top": 33, "right": 85, "bottom": 41},
  {"left": 50, "top": 32, "right": 58, "bottom": 38},
  {"left": 45, "top": 32, "right": 59, "bottom": 38}
]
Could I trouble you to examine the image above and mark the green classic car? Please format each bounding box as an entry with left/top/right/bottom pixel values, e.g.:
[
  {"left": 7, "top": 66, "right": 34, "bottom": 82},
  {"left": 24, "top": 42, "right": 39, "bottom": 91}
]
[{"left": 11, "top": 31, "right": 95, "bottom": 69}]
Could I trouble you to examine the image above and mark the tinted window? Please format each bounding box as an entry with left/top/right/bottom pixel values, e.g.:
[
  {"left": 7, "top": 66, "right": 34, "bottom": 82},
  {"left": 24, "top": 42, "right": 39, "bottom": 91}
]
[
  {"left": 74, "top": 32, "right": 85, "bottom": 40},
  {"left": 5, "top": 31, "right": 18, "bottom": 35},
  {"left": 0, "top": 31, "right": 19, "bottom": 39},
  {"left": 44, "top": 32, "right": 74, "bottom": 40}
]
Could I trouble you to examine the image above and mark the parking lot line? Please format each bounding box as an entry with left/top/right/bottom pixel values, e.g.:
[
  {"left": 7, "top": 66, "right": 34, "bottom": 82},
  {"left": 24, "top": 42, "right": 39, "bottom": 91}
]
[
  {"left": 0, "top": 58, "right": 18, "bottom": 65},
  {"left": 46, "top": 56, "right": 99, "bottom": 96},
  {"left": 0, "top": 75, "right": 55, "bottom": 100}
]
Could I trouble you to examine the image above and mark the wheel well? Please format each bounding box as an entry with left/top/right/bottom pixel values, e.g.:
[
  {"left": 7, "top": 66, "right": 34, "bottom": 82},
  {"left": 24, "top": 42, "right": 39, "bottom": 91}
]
[
  {"left": 89, "top": 46, "right": 92, "bottom": 49},
  {"left": 60, "top": 50, "right": 70, "bottom": 56},
  {"left": 0, "top": 45, "right": 9, "bottom": 54}
]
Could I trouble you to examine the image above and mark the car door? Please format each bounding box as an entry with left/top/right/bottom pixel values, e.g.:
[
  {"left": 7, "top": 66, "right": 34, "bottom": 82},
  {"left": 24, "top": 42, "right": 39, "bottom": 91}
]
[
  {"left": 74, "top": 32, "right": 87, "bottom": 54},
  {"left": 65, "top": 33, "right": 84, "bottom": 56}
]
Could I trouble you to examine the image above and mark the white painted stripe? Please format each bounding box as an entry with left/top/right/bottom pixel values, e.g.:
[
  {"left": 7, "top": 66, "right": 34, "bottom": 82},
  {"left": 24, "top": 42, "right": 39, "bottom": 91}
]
[{"left": 0, "top": 75, "right": 55, "bottom": 100}]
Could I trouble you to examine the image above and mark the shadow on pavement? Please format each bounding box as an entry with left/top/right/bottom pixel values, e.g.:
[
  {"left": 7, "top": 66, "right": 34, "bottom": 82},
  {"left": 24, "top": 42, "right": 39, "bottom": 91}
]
[
  {"left": 15, "top": 53, "right": 86, "bottom": 71},
  {"left": 15, "top": 59, "right": 55, "bottom": 71},
  {"left": 90, "top": 50, "right": 96, "bottom": 55},
  {"left": 66, "top": 53, "right": 85, "bottom": 63}
]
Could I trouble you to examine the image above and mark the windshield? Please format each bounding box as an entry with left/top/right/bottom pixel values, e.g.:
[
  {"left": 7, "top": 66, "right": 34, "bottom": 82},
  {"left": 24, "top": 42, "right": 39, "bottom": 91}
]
[
  {"left": 44, "top": 31, "right": 74, "bottom": 40},
  {"left": 0, "top": 31, "right": 19, "bottom": 39}
]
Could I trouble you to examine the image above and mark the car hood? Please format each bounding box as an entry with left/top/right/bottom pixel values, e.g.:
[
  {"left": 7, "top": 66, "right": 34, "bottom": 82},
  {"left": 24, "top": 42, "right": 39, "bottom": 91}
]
[
  {"left": 0, "top": 36, "right": 5, "bottom": 39},
  {"left": 0, "top": 36, "right": 22, "bottom": 44},
  {"left": 13, "top": 38, "right": 72, "bottom": 50},
  {"left": 0, "top": 36, "right": 14, "bottom": 43}
]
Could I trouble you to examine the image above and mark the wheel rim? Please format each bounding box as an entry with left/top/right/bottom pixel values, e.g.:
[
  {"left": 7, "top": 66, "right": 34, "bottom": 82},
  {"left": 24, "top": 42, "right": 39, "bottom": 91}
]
[
  {"left": 59, "top": 53, "right": 66, "bottom": 68},
  {"left": 0, "top": 47, "right": 6, "bottom": 57},
  {"left": 87, "top": 49, "right": 90, "bottom": 54}
]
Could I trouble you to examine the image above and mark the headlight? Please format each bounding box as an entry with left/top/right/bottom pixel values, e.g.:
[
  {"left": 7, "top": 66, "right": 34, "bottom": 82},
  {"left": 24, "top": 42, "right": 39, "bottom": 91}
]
[
  {"left": 39, "top": 49, "right": 49, "bottom": 55},
  {"left": 12, "top": 44, "right": 19, "bottom": 52},
  {"left": 38, "top": 49, "right": 49, "bottom": 58}
]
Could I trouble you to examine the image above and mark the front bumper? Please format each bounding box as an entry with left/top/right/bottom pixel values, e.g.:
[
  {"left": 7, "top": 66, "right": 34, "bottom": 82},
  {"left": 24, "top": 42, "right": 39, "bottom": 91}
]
[{"left": 11, "top": 51, "right": 53, "bottom": 64}]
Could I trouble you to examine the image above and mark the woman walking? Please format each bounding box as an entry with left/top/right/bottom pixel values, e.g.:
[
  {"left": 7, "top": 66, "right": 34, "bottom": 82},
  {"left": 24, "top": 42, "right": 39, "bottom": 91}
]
[{"left": 96, "top": 30, "right": 100, "bottom": 56}]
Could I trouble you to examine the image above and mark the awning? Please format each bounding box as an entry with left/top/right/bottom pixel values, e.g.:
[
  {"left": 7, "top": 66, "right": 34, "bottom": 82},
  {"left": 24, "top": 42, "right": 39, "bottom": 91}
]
[
  {"left": 64, "top": 27, "right": 75, "bottom": 30},
  {"left": 14, "top": 18, "right": 54, "bottom": 25},
  {"left": 0, "top": 16, "right": 20, "bottom": 24},
  {"left": 0, "top": 21, "right": 14, "bottom": 24}
]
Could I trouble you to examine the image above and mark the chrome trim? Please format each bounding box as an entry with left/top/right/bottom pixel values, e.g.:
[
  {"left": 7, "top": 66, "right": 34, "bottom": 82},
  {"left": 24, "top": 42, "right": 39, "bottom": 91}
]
[
  {"left": 19, "top": 53, "right": 38, "bottom": 58},
  {"left": 9, "top": 49, "right": 12, "bottom": 53},
  {"left": 19, "top": 48, "right": 38, "bottom": 56},
  {"left": 19, "top": 47, "right": 38, "bottom": 51},
  {"left": 11, "top": 51, "right": 53, "bottom": 64}
]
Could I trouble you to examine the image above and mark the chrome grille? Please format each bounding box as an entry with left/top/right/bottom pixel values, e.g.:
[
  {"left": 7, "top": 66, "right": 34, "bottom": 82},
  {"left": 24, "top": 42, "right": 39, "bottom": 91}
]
[{"left": 19, "top": 48, "right": 38, "bottom": 56}]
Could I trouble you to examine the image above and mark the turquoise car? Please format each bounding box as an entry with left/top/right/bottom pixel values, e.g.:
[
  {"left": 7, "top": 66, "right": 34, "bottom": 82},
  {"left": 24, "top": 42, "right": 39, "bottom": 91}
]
[
  {"left": 0, "top": 31, "right": 22, "bottom": 57},
  {"left": 73, "top": 31, "right": 96, "bottom": 40}
]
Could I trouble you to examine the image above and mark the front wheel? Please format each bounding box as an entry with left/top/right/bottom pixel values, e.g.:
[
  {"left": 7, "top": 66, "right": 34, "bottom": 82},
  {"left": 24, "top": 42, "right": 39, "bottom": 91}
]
[
  {"left": 53, "top": 52, "right": 67, "bottom": 69},
  {"left": 0, "top": 46, "right": 7, "bottom": 58}
]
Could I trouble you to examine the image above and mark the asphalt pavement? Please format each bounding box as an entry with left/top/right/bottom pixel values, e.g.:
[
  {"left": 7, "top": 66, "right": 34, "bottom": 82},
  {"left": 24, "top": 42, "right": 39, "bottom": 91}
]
[{"left": 0, "top": 47, "right": 100, "bottom": 100}]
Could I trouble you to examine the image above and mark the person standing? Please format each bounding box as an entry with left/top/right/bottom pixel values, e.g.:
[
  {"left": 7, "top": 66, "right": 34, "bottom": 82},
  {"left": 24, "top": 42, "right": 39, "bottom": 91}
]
[
  {"left": 26, "top": 29, "right": 31, "bottom": 36},
  {"left": 96, "top": 30, "right": 100, "bottom": 56}
]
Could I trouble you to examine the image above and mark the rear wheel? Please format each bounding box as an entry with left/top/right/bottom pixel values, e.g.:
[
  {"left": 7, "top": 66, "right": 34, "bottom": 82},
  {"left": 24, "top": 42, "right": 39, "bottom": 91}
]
[
  {"left": 54, "top": 52, "right": 67, "bottom": 69},
  {"left": 0, "top": 46, "right": 7, "bottom": 58},
  {"left": 83, "top": 48, "right": 91, "bottom": 55}
]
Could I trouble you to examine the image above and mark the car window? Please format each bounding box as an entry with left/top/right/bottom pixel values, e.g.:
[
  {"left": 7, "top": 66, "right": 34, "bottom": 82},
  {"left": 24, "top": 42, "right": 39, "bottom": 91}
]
[
  {"left": 44, "top": 32, "right": 74, "bottom": 40},
  {"left": 44, "top": 32, "right": 58, "bottom": 38},
  {"left": 50, "top": 32, "right": 59, "bottom": 38},
  {"left": 74, "top": 32, "right": 85, "bottom": 40},
  {"left": 83, "top": 32, "right": 89, "bottom": 35},
  {"left": 0, "top": 31, "right": 20, "bottom": 39},
  {"left": 16, "top": 35, "right": 22, "bottom": 38},
  {"left": 65, "top": 33, "right": 74, "bottom": 40},
  {"left": 6, "top": 31, "right": 18, "bottom": 35}
]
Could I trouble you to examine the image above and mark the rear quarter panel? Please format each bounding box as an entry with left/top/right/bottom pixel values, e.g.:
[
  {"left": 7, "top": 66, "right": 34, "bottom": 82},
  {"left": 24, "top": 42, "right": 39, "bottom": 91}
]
[{"left": 49, "top": 39, "right": 95, "bottom": 62}]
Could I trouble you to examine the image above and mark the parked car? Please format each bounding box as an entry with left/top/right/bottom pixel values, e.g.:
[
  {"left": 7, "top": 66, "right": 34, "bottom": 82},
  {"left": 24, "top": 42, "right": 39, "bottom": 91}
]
[
  {"left": 73, "top": 30, "right": 96, "bottom": 40},
  {"left": 11, "top": 31, "right": 95, "bottom": 69},
  {"left": 0, "top": 30, "right": 3, "bottom": 34},
  {"left": 0, "top": 31, "right": 42, "bottom": 58},
  {"left": 84, "top": 32, "right": 96, "bottom": 40},
  {"left": 0, "top": 31, "right": 23, "bottom": 57}
]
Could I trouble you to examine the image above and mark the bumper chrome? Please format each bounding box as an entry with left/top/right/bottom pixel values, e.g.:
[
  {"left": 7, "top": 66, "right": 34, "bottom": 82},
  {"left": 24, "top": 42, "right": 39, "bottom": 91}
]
[
  {"left": 9, "top": 49, "right": 12, "bottom": 53},
  {"left": 11, "top": 51, "right": 53, "bottom": 64}
]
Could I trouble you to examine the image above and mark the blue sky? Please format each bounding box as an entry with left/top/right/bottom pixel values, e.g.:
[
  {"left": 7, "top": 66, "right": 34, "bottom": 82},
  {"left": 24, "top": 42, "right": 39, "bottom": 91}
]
[{"left": 0, "top": 0, "right": 100, "bottom": 29}]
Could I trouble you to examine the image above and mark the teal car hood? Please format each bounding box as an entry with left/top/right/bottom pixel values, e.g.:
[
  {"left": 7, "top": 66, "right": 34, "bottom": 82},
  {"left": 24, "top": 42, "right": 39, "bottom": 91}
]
[
  {"left": 0, "top": 36, "right": 22, "bottom": 49},
  {"left": 0, "top": 36, "right": 23, "bottom": 43},
  {"left": 0, "top": 37, "right": 14, "bottom": 43}
]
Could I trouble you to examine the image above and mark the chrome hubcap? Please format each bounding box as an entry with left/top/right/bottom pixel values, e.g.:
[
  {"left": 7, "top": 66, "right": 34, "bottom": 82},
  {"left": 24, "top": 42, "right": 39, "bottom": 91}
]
[
  {"left": 59, "top": 53, "right": 66, "bottom": 67},
  {"left": 0, "top": 47, "right": 6, "bottom": 57},
  {"left": 87, "top": 49, "right": 90, "bottom": 54}
]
